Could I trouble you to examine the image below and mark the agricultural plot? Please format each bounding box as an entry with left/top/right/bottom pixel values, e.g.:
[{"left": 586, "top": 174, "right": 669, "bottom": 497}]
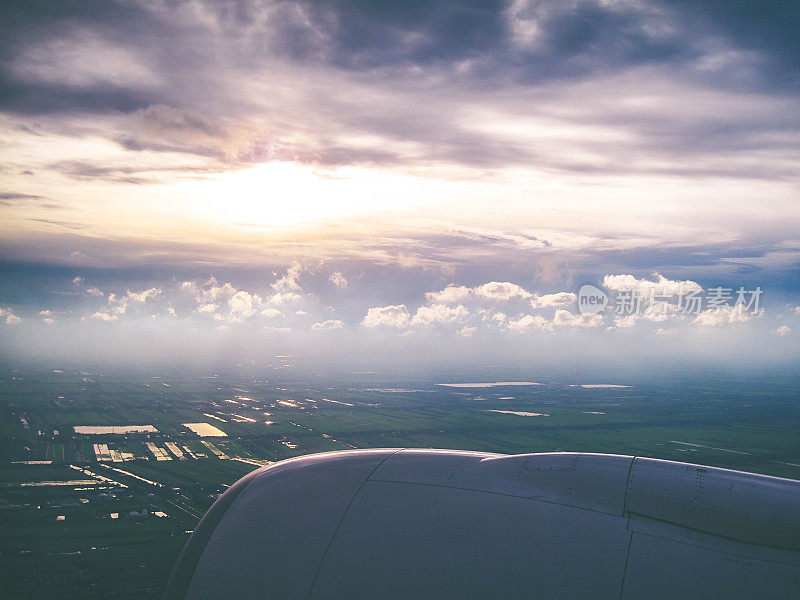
[{"left": 0, "top": 367, "right": 798, "bottom": 598}]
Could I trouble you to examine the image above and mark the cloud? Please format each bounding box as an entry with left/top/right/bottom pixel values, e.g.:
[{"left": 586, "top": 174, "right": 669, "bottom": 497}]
[
  {"left": 72, "top": 276, "right": 84, "bottom": 284},
  {"left": 0, "top": 307, "right": 21, "bottom": 325},
  {"left": 271, "top": 263, "right": 303, "bottom": 292},
  {"left": 692, "top": 304, "right": 756, "bottom": 326},
  {"left": 268, "top": 292, "right": 301, "bottom": 306},
  {"left": 553, "top": 309, "right": 603, "bottom": 328},
  {"left": 474, "top": 282, "right": 532, "bottom": 301},
  {"left": 228, "top": 290, "right": 261, "bottom": 320},
  {"left": 425, "top": 282, "right": 531, "bottom": 304},
  {"left": 329, "top": 271, "right": 348, "bottom": 288},
  {"left": 86, "top": 287, "right": 104, "bottom": 297},
  {"left": 507, "top": 314, "right": 552, "bottom": 332},
  {"left": 775, "top": 325, "right": 791, "bottom": 337},
  {"left": 411, "top": 304, "right": 469, "bottom": 327},
  {"left": 85, "top": 311, "right": 117, "bottom": 322},
  {"left": 603, "top": 273, "right": 702, "bottom": 297},
  {"left": 363, "top": 305, "right": 411, "bottom": 329},
  {"left": 126, "top": 287, "right": 161, "bottom": 303},
  {"left": 311, "top": 319, "right": 344, "bottom": 331},
  {"left": 531, "top": 292, "right": 576, "bottom": 308},
  {"left": 200, "top": 281, "right": 238, "bottom": 302},
  {"left": 425, "top": 285, "right": 472, "bottom": 304}
]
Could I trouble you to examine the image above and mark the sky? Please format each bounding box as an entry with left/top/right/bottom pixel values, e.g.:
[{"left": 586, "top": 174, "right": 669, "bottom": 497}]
[{"left": 0, "top": 1, "right": 798, "bottom": 378}]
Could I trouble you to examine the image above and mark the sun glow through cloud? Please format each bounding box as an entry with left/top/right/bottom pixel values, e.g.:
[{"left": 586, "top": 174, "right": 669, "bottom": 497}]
[{"left": 0, "top": 0, "right": 797, "bottom": 374}]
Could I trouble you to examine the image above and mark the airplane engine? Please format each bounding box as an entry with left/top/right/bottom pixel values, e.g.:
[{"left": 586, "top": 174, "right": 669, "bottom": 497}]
[{"left": 164, "top": 449, "right": 800, "bottom": 599}]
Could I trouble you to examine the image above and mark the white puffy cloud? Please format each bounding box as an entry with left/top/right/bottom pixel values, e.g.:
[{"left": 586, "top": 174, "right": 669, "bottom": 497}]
[
  {"left": 271, "top": 263, "right": 303, "bottom": 292},
  {"left": 85, "top": 311, "right": 117, "bottom": 322},
  {"left": 531, "top": 292, "right": 576, "bottom": 308},
  {"left": 507, "top": 314, "right": 552, "bottom": 331},
  {"left": 425, "top": 281, "right": 532, "bottom": 305},
  {"left": 775, "top": 325, "right": 791, "bottom": 337},
  {"left": 641, "top": 301, "right": 680, "bottom": 322},
  {"left": 692, "top": 304, "right": 755, "bottom": 326},
  {"left": 228, "top": 290, "right": 261, "bottom": 320},
  {"left": 311, "top": 319, "right": 344, "bottom": 331},
  {"left": 268, "top": 292, "right": 301, "bottom": 305},
  {"left": 261, "top": 308, "right": 281, "bottom": 318},
  {"left": 201, "top": 281, "right": 238, "bottom": 302},
  {"left": 459, "top": 326, "right": 477, "bottom": 337},
  {"left": 72, "top": 276, "right": 84, "bottom": 284},
  {"left": 603, "top": 272, "right": 702, "bottom": 297},
  {"left": 612, "top": 315, "right": 638, "bottom": 329},
  {"left": 411, "top": 304, "right": 469, "bottom": 327},
  {"left": 0, "top": 308, "right": 22, "bottom": 325},
  {"left": 488, "top": 312, "right": 507, "bottom": 325},
  {"left": 425, "top": 285, "right": 472, "bottom": 304},
  {"left": 363, "top": 305, "right": 411, "bottom": 329},
  {"left": 86, "top": 287, "right": 104, "bottom": 297},
  {"left": 83, "top": 286, "right": 162, "bottom": 321},
  {"left": 474, "top": 281, "right": 532, "bottom": 301},
  {"left": 198, "top": 303, "right": 218, "bottom": 314},
  {"left": 329, "top": 272, "right": 348, "bottom": 288},
  {"left": 39, "top": 309, "right": 55, "bottom": 324},
  {"left": 553, "top": 309, "right": 603, "bottom": 327},
  {"left": 126, "top": 287, "right": 162, "bottom": 303}
]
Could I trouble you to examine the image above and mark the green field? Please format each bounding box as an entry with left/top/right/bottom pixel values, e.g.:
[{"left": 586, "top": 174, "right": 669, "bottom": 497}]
[{"left": 1, "top": 368, "right": 798, "bottom": 598}]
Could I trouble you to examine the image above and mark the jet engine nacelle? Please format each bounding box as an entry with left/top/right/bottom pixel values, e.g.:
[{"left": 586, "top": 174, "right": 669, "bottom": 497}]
[{"left": 164, "top": 449, "right": 800, "bottom": 599}]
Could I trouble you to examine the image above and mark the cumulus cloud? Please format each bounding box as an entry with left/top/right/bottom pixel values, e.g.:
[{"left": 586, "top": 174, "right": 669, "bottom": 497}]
[
  {"left": 474, "top": 282, "right": 532, "bottom": 301},
  {"left": 425, "top": 282, "right": 532, "bottom": 305},
  {"left": 411, "top": 304, "right": 469, "bottom": 327},
  {"left": 692, "top": 304, "right": 756, "bottom": 326},
  {"left": 531, "top": 292, "right": 576, "bottom": 308},
  {"left": 0, "top": 308, "right": 21, "bottom": 325},
  {"left": 553, "top": 309, "right": 603, "bottom": 328},
  {"left": 329, "top": 272, "right": 348, "bottom": 288},
  {"left": 603, "top": 273, "right": 702, "bottom": 298},
  {"left": 363, "top": 305, "right": 411, "bottom": 329},
  {"left": 775, "top": 325, "right": 791, "bottom": 337},
  {"left": 507, "top": 314, "right": 552, "bottom": 332},
  {"left": 228, "top": 290, "right": 261, "bottom": 320},
  {"left": 425, "top": 285, "right": 472, "bottom": 304},
  {"left": 126, "top": 287, "right": 161, "bottom": 303},
  {"left": 85, "top": 311, "right": 117, "bottom": 322},
  {"left": 268, "top": 292, "right": 301, "bottom": 306},
  {"left": 311, "top": 319, "right": 344, "bottom": 331},
  {"left": 271, "top": 263, "right": 303, "bottom": 292}
]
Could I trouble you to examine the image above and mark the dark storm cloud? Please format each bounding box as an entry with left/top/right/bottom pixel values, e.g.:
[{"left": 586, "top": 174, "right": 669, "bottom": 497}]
[
  {"left": 662, "top": 0, "right": 800, "bottom": 90},
  {"left": 1, "top": 1, "right": 796, "bottom": 115},
  {"left": 0, "top": 0, "right": 795, "bottom": 179},
  {"left": 0, "top": 80, "right": 157, "bottom": 116}
]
